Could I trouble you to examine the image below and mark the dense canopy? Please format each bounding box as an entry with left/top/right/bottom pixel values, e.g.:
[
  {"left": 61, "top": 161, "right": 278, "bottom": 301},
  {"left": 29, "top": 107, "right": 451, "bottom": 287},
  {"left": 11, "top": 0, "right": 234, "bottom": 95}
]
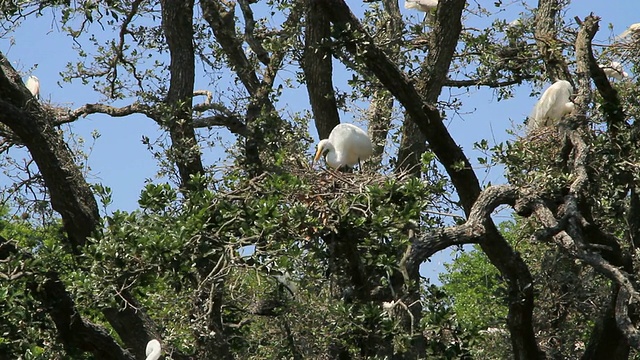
[{"left": 1, "top": 0, "right": 640, "bottom": 359}]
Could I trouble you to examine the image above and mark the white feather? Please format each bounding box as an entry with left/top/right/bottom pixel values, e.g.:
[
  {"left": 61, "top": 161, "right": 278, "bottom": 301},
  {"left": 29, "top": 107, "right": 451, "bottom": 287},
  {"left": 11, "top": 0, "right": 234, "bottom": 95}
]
[
  {"left": 404, "top": 0, "right": 438, "bottom": 12},
  {"left": 145, "top": 339, "right": 161, "bottom": 360},
  {"left": 527, "top": 80, "right": 574, "bottom": 131},
  {"left": 314, "top": 123, "right": 373, "bottom": 170},
  {"left": 618, "top": 23, "right": 640, "bottom": 39},
  {"left": 600, "top": 61, "right": 628, "bottom": 80},
  {"left": 25, "top": 76, "right": 40, "bottom": 99}
]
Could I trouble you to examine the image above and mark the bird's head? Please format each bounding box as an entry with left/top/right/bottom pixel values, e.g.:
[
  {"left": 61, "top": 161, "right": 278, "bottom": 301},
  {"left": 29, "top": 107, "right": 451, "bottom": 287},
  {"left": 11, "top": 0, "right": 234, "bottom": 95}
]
[
  {"left": 564, "top": 101, "right": 575, "bottom": 115},
  {"left": 313, "top": 139, "right": 332, "bottom": 165}
]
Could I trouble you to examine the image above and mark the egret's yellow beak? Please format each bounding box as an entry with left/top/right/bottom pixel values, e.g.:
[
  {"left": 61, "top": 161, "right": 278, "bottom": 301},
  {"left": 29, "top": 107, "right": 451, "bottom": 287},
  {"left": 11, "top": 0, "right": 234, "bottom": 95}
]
[{"left": 313, "top": 146, "right": 323, "bottom": 165}]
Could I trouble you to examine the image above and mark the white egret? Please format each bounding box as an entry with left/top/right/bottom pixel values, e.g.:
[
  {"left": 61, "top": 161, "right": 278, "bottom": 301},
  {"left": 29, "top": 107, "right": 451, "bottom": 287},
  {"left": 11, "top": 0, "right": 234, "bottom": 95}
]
[
  {"left": 527, "top": 80, "right": 574, "bottom": 131},
  {"left": 146, "top": 339, "right": 161, "bottom": 360},
  {"left": 618, "top": 23, "right": 640, "bottom": 39},
  {"left": 600, "top": 61, "right": 628, "bottom": 80},
  {"left": 313, "top": 123, "right": 373, "bottom": 170},
  {"left": 25, "top": 76, "right": 40, "bottom": 99},
  {"left": 274, "top": 272, "right": 297, "bottom": 296},
  {"left": 404, "top": 0, "right": 438, "bottom": 12},
  {"left": 508, "top": 18, "right": 522, "bottom": 29}
]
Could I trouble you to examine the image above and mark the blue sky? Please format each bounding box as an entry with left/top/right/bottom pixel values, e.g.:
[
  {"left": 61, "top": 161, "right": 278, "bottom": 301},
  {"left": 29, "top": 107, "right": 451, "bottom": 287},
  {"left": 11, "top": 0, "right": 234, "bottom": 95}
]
[{"left": 1, "top": 1, "right": 637, "bottom": 282}]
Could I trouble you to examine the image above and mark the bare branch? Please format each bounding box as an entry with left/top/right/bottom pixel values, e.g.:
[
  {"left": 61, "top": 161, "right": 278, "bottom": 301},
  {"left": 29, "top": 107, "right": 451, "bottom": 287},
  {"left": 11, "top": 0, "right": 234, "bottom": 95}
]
[
  {"left": 193, "top": 114, "right": 248, "bottom": 136},
  {"left": 576, "top": 15, "right": 627, "bottom": 129},
  {"left": 193, "top": 89, "right": 213, "bottom": 106},
  {"left": 531, "top": 196, "right": 640, "bottom": 302},
  {"left": 54, "top": 102, "right": 156, "bottom": 126},
  {"left": 237, "top": 0, "right": 270, "bottom": 66},
  {"left": 0, "top": 53, "right": 100, "bottom": 252},
  {"left": 444, "top": 75, "right": 535, "bottom": 88},
  {"left": 200, "top": 0, "right": 261, "bottom": 94},
  {"left": 403, "top": 185, "right": 518, "bottom": 274}
]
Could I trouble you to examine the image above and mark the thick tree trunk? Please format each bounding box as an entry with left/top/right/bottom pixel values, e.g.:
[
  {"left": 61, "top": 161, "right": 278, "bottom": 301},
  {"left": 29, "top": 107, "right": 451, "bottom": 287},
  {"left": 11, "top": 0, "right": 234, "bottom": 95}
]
[
  {"left": 396, "top": 119, "right": 427, "bottom": 175},
  {"left": 303, "top": 0, "right": 341, "bottom": 140},
  {"left": 534, "top": 0, "right": 573, "bottom": 82},
  {"left": 0, "top": 55, "right": 100, "bottom": 252},
  {"left": 160, "top": 0, "right": 205, "bottom": 190},
  {"left": 103, "top": 291, "right": 163, "bottom": 360},
  {"left": 582, "top": 286, "right": 630, "bottom": 360}
]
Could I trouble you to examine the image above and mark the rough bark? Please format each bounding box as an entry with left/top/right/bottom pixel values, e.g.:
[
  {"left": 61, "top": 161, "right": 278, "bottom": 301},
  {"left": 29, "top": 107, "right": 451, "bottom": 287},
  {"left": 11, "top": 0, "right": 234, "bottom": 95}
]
[
  {"left": 303, "top": 0, "right": 341, "bottom": 140},
  {"left": 160, "top": 0, "right": 204, "bottom": 190},
  {"left": 396, "top": 117, "right": 426, "bottom": 176},
  {"left": 373, "top": 0, "right": 410, "bottom": 173},
  {"left": 367, "top": 0, "right": 403, "bottom": 168},
  {"left": 0, "top": 54, "right": 100, "bottom": 252},
  {"left": 534, "top": 0, "right": 573, "bottom": 83},
  {"left": 367, "top": 90, "right": 394, "bottom": 168},
  {"left": 582, "top": 286, "right": 630, "bottom": 360},
  {"left": 102, "top": 290, "right": 163, "bottom": 360}
]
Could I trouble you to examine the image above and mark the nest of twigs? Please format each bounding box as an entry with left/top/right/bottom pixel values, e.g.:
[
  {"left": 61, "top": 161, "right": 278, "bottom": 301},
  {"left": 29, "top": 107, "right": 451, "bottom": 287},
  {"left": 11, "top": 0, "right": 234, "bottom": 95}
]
[
  {"left": 507, "top": 126, "right": 570, "bottom": 190},
  {"left": 293, "top": 165, "right": 407, "bottom": 196}
]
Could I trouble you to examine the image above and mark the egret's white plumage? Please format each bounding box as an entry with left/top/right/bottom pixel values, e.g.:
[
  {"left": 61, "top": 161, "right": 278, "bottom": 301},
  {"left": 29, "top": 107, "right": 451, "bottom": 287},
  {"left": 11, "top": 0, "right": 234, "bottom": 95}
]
[
  {"left": 527, "top": 80, "right": 574, "bottom": 131},
  {"left": 25, "top": 76, "right": 40, "bottom": 99},
  {"left": 404, "top": 0, "right": 438, "bottom": 12},
  {"left": 618, "top": 23, "right": 640, "bottom": 39},
  {"left": 600, "top": 61, "right": 628, "bottom": 80},
  {"left": 146, "top": 339, "right": 161, "bottom": 360},
  {"left": 508, "top": 18, "right": 522, "bottom": 28},
  {"left": 313, "top": 123, "right": 373, "bottom": 170}
]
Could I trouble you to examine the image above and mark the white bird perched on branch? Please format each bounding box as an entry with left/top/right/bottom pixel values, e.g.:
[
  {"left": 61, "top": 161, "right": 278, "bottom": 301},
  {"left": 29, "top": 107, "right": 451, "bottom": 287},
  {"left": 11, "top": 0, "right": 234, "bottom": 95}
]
[
  {"left": 146, "top": 339, "right": 161, "bottom": 360},
  {"left": 25, "top": 76, "right": 40, "bottom": 99},
  {"left": 313, "top": 123, "right": 373, "bottom": 171},
  {"left": 618, "top": 23, "right": 640, "bottom": 40},
  {"left": 527, "top": 80, "right": 574, "bottom": 132},
  {"left": 599, "top": 61, "right": 628, "bottom": 80},
  {"left": 404, "top": 0, "right": 438, "bottom": 12}
]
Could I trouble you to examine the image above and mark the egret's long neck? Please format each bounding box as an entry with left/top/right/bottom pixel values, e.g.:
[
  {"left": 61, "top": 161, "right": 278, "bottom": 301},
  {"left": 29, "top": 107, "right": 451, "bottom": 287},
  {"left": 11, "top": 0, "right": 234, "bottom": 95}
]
[
  {"left": 147, "top": 348, "right": 161, "bottom": 360},
  {"left": 320, "top": 142, "right": 343, "bottom": 169}
]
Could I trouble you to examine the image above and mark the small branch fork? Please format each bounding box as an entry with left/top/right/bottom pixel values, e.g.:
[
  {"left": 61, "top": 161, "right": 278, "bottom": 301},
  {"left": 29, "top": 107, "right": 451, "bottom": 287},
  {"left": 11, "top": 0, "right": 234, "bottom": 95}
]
[{"left": 50, "top": 90, "right": 249, "bottom": 136}]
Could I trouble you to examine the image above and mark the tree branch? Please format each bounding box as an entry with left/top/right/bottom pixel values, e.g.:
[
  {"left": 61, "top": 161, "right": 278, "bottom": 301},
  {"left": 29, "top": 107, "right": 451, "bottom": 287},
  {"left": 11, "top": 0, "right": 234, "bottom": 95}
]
[
  {"left": 534, "top": 0, "right": 573, "bottom": 82},
  {"left": 577, "top": 15, "right": 627, "bottom": 129},
  {"left": 303, "top": 0, "right": 341, "bottom": 140},
  {"left": 0, "top": 53, "right": 100, "bottom": 252},
  {"left": 160, "top": 0, "right": 205, "bottom": 189},
  {"left": 0, "top": 237, "right": 135, "bottom": 360},
  {"left": 193, "top": 114, "right": 248, "bottom": 136},
  {"left": 54, "top": 102, "right": 156, "bottom": 126},
  {"left": 318, "top": 0, "right": 480, "bottom": 212},
  {"left": 319, "top": 2, "right": 541, "bottom": 357},
  {"left": 403, "top": 185, "right": 519, "bottom": 274},
  {"left": 200, "top": 0, "right": 261, "bottom": 94},
  {"left": 444, "top": 75, "right": 535, "bottom": 88},
  {"left": 615, "top": 288, "right": 640, "bottom": 350},
  {"left": 237, "top": 0, "right": 270, "bottom": 66}
]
